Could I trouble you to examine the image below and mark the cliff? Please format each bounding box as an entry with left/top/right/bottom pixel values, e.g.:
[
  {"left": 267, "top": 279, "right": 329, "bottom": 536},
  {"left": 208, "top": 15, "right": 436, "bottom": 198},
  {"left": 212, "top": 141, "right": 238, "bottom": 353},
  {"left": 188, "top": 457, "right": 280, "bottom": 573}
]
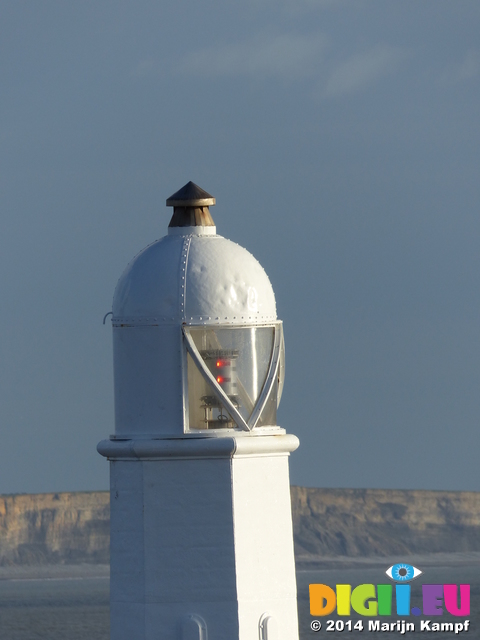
[
  {"left": 0, "top": 491, "right": 109, "bottom": 565},
  {"left": 291, "top": 487, "right": 480, "bottom": 558},
  {"left": 1, "top": 488, "right": 480, "bottom": 565}
]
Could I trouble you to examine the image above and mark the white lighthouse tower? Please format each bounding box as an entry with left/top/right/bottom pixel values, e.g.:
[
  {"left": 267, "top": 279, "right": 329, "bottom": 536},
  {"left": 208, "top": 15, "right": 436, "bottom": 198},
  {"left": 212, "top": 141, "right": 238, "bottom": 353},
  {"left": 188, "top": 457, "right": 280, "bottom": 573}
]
[{"left": 98, "top": 182, "right": 300, "bottom": 640}]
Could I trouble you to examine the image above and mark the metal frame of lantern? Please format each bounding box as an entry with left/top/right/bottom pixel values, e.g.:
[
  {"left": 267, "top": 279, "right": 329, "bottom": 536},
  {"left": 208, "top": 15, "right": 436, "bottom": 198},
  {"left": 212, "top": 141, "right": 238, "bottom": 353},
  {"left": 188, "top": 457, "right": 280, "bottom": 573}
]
[{"left": 183, "top": 321, "right": 283, "bottom": 432}]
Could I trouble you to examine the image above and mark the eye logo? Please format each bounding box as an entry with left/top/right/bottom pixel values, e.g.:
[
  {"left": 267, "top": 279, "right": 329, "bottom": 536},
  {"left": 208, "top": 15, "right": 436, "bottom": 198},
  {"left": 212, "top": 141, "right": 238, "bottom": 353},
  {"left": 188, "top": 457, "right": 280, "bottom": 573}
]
[{"left": 386, "top": 563, "right": 422, "bottom": 582}]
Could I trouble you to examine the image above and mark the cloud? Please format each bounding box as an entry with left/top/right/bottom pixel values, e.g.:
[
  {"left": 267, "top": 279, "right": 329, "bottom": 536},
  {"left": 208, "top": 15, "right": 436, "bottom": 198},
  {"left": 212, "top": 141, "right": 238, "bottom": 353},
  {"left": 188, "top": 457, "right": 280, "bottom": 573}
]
[
  {"left": 324, "top": 45, "right": 408, "bottom": 98},
  {"left": 440, "top": 50, "right": 480, "bottom": 85},
  {"left": 133, "top": 36, "right": 407, "bottom": 100},
  {"left": 176, "top": 32, "right": 327, "bottom": 78}
]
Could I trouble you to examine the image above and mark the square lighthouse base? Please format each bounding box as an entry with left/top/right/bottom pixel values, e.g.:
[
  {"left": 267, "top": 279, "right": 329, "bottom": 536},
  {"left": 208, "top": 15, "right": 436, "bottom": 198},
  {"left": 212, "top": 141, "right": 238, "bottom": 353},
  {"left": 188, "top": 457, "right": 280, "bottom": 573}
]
[{"left": 109, "top": 440, "right": 299, "bottom": 640}]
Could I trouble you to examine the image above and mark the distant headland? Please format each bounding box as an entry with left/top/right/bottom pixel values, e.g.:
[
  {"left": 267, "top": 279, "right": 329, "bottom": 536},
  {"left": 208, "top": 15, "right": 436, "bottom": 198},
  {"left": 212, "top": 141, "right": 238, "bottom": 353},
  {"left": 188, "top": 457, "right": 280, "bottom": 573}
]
[{"left": 1, "top": 488, "right": 479, "bottom": 566}]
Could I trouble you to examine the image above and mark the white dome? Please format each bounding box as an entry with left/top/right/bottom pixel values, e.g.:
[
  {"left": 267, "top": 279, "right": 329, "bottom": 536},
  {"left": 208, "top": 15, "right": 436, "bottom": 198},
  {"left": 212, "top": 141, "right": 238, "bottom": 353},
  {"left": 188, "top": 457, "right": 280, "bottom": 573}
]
[{"left": 112, "top": 229, "right": 277, "bottom": 325}]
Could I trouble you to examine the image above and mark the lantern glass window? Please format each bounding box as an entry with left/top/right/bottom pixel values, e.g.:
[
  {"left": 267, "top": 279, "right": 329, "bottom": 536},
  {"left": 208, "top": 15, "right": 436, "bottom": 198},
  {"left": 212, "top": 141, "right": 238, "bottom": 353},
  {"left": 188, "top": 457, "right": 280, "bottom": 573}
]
[{"left": 185, "top": 325, "right": 282, "bottom": 431}]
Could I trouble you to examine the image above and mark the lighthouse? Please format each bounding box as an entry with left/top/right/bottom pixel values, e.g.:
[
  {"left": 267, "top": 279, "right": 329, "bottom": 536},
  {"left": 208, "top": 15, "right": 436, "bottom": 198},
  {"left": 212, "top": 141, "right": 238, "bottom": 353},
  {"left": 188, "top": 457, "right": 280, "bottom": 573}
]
[{"left": 98, "top": 182, "right": 300, "bottom": 640}]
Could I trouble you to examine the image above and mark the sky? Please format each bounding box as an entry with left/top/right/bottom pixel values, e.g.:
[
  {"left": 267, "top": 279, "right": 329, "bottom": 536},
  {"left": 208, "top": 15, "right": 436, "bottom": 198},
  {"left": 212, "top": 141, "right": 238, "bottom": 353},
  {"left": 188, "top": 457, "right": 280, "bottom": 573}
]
[{"left": 1, "top": 0, "right": 479, "bottom": 494}]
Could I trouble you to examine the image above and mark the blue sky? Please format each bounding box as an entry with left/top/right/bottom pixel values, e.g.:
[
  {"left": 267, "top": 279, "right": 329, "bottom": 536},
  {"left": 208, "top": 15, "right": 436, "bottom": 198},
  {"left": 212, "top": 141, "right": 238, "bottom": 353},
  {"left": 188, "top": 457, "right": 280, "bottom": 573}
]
[{"left": 1, "top": 0, "right": 479, "bottom": 492}]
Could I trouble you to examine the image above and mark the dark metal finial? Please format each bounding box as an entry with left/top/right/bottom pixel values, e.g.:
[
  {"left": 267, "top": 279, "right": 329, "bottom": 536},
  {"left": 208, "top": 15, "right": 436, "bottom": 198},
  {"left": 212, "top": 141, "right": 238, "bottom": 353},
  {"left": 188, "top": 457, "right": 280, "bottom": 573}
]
[{"left": 166, "top": 181, "right": 215, "bottom": 228}]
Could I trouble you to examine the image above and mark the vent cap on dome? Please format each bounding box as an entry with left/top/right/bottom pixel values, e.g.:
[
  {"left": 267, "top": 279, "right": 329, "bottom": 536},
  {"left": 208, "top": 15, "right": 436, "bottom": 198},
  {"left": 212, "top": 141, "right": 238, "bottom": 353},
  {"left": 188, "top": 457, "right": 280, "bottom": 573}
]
[
  {"left": 166, "top": 181, "right": 215, "bottom": 207},
  {"left": 166, "top": 181, "right": 215, "bottom": 228}
]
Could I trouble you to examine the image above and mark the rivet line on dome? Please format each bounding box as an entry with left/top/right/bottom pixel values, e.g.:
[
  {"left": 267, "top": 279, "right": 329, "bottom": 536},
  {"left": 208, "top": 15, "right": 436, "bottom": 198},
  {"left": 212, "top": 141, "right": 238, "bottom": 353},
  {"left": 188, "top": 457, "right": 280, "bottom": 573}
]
[
  {"left": 179, "top": 236, "right": 191, "bottom": 321},
  {"left": 112, "top": 316, "right": 182, "bottom": 326}
]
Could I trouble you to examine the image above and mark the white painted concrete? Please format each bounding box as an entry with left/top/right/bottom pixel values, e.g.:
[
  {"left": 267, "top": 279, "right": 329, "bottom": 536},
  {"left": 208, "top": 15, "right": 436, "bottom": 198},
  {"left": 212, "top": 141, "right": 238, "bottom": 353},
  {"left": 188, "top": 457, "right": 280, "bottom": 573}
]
[
  {"left": 103, "top": 436, "right": 300, "bottom": 640},
  {"left": 232, "top": 454, "right": 299, "bottom": 639}
]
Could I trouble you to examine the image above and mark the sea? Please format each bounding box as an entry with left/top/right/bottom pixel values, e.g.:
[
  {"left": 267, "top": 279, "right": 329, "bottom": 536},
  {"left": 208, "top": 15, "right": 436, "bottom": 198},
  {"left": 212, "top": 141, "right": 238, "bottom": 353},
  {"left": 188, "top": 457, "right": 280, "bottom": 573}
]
[{"left": 0, "top": 553, "right": 478, "bottom": 639}]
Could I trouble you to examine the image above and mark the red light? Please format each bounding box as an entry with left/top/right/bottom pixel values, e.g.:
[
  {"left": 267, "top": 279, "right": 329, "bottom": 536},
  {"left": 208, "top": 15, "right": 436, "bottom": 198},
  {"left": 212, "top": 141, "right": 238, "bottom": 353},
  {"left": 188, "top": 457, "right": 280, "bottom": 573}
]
[
  {"left": 216, "top": 361, "right": 221, "bottom": 368},
  {"left": 216, "top": 359, "right": 230, "bottom": 368},
  {"left": 217, "top": 376, "right": 223, "bottom": 384}
]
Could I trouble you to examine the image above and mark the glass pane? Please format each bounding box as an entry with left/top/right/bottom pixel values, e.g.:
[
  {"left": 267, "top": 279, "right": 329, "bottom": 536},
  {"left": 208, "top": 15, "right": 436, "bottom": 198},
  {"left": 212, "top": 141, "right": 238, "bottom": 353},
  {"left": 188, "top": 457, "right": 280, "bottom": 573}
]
[
  {"left": 255, "top": 375, "right": 277, "bottom": 428},
  {"left": 277, "top": 329, "right": 285, "bottom": 407},
  {"left": 186, "top": 326, "right": 277, "bottom": 430}
]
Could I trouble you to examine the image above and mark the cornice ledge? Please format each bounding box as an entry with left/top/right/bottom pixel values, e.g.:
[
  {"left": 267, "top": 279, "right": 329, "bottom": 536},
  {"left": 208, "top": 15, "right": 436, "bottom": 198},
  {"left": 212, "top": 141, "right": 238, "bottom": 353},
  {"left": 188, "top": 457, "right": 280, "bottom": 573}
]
[{"left": 97, "top": 434, "right": 299, "bottom": 460}]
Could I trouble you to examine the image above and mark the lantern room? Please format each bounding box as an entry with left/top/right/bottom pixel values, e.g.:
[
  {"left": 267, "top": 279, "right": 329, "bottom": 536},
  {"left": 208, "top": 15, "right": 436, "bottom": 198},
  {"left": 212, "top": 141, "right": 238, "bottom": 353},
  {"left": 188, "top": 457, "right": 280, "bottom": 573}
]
[{"left": 111, "top": 181, "right": 285, "bottom": 437}]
